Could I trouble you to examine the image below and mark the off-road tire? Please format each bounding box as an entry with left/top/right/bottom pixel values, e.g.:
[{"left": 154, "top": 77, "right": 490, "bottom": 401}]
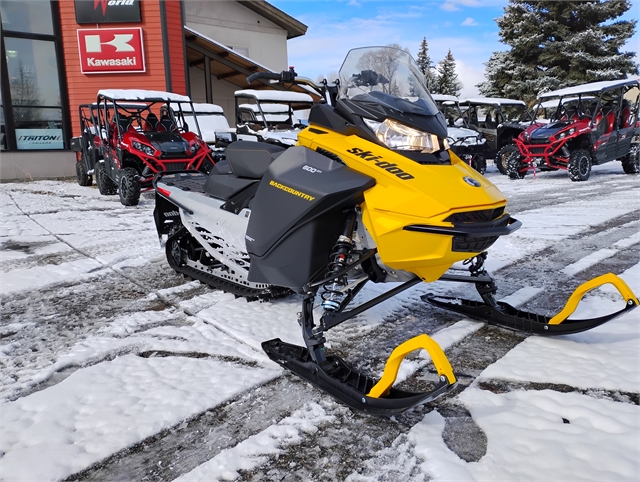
[
  {"left": 75, "top": 160, "right": 92, "bottom": 186},
  {"left": 621, "top": 145, "right": 639, "bottom": 174},
  {"left": 568, "top": 149, "right": 592, "bottom": 182},
  {"left": 470, "top": 154, "right": 486, "bottom": 175},
  {"left": 95, "top": 162, "right": 118, "bottom": 195},
  {"left": 118, "top": 167, "right": 141, "bottom": 206},
  {"left": 495, "top": 144, "right": 517, "bottom": 175},
  {"left": 506, "top": 152, "right": 527, "bottom": 179}
]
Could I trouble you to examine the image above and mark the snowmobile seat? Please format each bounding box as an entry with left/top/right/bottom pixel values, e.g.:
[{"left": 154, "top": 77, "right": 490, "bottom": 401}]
[
  {"left": 226, "top": 140, "right": 286, "bottom": 179},
  {"left": 203, "top": 173, "right": 257, "bottom": 200}
]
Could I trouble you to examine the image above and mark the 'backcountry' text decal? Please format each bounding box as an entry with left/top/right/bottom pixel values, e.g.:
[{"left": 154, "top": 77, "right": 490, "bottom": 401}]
[{"left": 269, "top": 181, "right": 315, "bottom": 201}]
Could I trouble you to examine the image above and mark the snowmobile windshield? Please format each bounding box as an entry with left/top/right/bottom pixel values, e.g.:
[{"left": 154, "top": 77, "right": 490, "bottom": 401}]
[{"left": 338, "top": 46, "right": 439, "bottom": 116}]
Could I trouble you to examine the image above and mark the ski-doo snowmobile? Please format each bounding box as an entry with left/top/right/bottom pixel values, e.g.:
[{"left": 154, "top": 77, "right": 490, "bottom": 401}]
[{"left": 153, "top": 47, "right": 638, "bottom": 415}]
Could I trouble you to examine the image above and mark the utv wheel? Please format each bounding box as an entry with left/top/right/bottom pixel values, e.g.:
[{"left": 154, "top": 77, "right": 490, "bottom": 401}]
[
  {"left": 470, "top": 154, "right": 486, "bottom": 175},
  {"left": 506, "top": 152, "right": 527, "bottom": 179},
  {"left": 568, "top": 149, "right": 592, "bottom": 182},
  {"left": 621, "top": 145, "right": 640, "bottom": 174},
  {"left": 95, "top": 162, "right": 118, "bottom": 195},
  {"left": 495, "top": 144, "right": 517, "bottom": 175},
  {"left": 118, "top": 167, "right": 141, "bottom": 206},
  {"left": 75, "top": 160, "right": 92, "bottom": 187}
]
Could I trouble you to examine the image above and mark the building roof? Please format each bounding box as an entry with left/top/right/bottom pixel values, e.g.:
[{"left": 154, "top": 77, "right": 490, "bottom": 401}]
[
  {"left": 237, "top": 0, "right": 307, "bottom": 39},
  {"left": 184, "top": 27, "right": 321, "bottom": 101}
]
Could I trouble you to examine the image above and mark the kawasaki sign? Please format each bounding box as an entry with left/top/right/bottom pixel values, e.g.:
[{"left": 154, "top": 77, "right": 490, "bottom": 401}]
[
  {"left": 77, "top": 28, "right": 146, "bottom": 74},
  {"left": 74, "top": 0, "right": 141, "bottom": 24}
]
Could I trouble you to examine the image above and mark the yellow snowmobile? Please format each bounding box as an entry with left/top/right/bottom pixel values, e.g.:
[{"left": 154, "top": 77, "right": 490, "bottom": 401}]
[{"left": 154, "top": 46, "right": 638, "bottom": 415}]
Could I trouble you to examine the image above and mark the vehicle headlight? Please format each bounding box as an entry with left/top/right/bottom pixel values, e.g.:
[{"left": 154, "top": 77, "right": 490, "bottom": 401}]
[
  {"left": 364, "top": 118, "right": 443, "bottom": 154},
  {"left": 189, "top": 143, "right": 201, "bottom": 154},
  {"left": 568, "top": 128, "right": 576, "bottom": 135},
  {"left": 132, "top": 140, "right": 156, "bottom": 156}
]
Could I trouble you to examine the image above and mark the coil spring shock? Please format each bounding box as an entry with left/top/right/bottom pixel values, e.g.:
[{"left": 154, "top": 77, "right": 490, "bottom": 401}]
[{"left": 320, "top": 209, "right": 357, "bottom": 312}]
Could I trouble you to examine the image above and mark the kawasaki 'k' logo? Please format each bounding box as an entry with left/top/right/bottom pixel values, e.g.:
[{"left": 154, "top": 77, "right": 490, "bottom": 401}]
[{"left": 346, "top": 147, "right": 414, "bottom": 180}]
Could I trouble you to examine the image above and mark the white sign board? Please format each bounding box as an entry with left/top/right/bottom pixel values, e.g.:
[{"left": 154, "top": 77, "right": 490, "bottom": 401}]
[{"left": 16, "top": 129, "right": 64, "bottom": 150}]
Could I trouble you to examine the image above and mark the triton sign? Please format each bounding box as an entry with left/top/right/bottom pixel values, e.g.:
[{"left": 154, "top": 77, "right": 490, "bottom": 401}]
[
  {"left": 77, "top": 28, "right": 146, "bottom": 74},
  {"left": 74, "top": 0, "right": 141, "bottom": 24}
]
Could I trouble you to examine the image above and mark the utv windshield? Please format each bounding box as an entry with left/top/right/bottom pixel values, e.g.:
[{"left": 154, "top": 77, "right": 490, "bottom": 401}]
[{"left": 338, "top": 46, "right": 439, "bottom": 116}]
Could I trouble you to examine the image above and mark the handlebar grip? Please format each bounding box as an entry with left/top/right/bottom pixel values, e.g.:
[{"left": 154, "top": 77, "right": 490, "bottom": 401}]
[{"left": 246, "top": 72, "right": 282, "bottom": 84}]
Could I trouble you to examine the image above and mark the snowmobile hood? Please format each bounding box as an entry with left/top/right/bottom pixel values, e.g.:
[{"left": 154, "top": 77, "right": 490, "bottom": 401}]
[
  {"left": 338, "top": 94, "right": 449, "bottom": 140},
  {"left": 143, "top": 132, "right": 189, "bottom": 154}
]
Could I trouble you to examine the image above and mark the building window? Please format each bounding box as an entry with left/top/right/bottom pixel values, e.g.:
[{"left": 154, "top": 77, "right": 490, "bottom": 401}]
[
  {"left": 0, "top": 0, "right": 54, "bottom": 35},
  {"left": 0, "top": 0, "right": 68, "bottom": 151}
]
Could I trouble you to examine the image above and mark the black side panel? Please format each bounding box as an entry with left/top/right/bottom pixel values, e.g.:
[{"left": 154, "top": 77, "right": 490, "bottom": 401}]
[
  {"left": 153, "top": 192, "right": 182, "bottom": 236},
  {"left": 246, "top": 147, "right": 375, "bottom": 289},
  {"left": 308, "top": 104, "right": 358, "bottom": 135},
  {"left": 203, "top": 173, "right": 257, "bottom": 200},
  {"left": 226, "top": 140, "right": 286, "bottom": 179}
]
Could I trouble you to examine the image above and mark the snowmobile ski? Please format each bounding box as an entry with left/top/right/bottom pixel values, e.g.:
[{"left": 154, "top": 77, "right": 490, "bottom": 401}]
[
  {"left": 425, "top": 272, "right": 638, "bottom": 335},
  {"left": 263, "top": 333, "right": 456, "bottom": 416}
]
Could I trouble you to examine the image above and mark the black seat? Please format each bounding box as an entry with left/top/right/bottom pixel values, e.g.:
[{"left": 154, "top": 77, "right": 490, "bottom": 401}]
[
  {"left": 145, "top": 113, "right": 159, "bottom": 131},
  {"left": 117, "top": 115, "right": 131, "bottom": 133},
  {"left": 158, "top": 115, "right": 175, "bottom": 132},
  {"left": 226, "top": 141, "right": 286, "bottom": 179}
]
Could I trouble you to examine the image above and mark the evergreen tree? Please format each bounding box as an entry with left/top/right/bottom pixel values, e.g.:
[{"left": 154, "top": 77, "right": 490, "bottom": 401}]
[
  {"left": 435, "top": 50, "right": 462, "bottom": 97},
  {"left": 478, "top": 0, "right": 638, "bottom": 102},
  {"left": 416, "top": 37, "right": 437, "bottom": 91}
]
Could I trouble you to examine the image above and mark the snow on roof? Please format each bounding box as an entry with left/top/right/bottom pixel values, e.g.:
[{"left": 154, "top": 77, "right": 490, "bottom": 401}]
[
  {"left": 234, "top": 89, "right": 314, "bottom": 103},
  {"left": 97, "top": 89, "right": 192, "bottom": 102},
  {"left": 181, "top": 103, "right": 225, "bottom": 114},
  {"left": 538, "top": 79, "right": 640, "bottom": 99},
  {"left": 239, "top": 103, "right": 291, "bottom": 113},
  {"left": 432, "top": 94, "right": 458, "bottom": 102},
  {"left": 461, "top": 97, "right": 526, "bottom": 106},
  {"left": 539, "top": 96, "right": 595, "bottom": 109}
]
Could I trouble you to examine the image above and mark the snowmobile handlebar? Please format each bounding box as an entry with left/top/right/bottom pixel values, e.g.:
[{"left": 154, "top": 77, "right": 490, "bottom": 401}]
[{"left": 247, "top": 67, "right": 297, "bottom": 85}]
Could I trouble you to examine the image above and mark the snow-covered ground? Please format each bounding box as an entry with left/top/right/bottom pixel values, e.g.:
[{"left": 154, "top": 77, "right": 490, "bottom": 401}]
[{"left": 1, "top": 161, "right": 639, "bottom": 482}]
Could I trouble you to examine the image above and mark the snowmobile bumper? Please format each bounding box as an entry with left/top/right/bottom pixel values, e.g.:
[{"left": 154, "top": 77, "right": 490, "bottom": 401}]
[
  {"left": 424, "top": 273, "right": 638, "bottom": 335},
  {"left": 262, "top": 334, "right": 457, "bottom": 416}
]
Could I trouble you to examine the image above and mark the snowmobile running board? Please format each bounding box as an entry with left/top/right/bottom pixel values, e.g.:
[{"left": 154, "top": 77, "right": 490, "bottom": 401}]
[
  {"left": 424, "top": 272, "right": 638, "bottom": 335},
  {"left": 263, "top": 334, "right": 457, "bottom": 416}
]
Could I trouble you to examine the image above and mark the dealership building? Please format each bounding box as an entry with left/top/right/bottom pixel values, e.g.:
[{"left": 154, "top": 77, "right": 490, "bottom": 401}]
[{"left": 0, "top": 0, "right": 306, "bottom": 180}]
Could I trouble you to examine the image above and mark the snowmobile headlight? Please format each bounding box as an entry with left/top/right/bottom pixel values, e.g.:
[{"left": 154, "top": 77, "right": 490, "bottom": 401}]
[
  {"left": 364, "top": 118, "right": 442, "bottom": 154},
  {"left": 189, "top": 142, "right": 201, "bottom": 154},
  {"left": 132, "top": 140, "right": 156, "bottom": 156}
]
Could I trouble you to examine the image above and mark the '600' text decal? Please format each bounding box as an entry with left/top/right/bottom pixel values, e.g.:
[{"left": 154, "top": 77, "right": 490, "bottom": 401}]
[{"left": 345, "top": 147, "right": 414, "bottom": 180}]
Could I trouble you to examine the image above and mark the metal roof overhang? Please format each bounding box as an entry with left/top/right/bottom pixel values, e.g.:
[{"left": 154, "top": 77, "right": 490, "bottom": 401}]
[{"left": 184, "top": 27, "right": 321, "bottom": 102}]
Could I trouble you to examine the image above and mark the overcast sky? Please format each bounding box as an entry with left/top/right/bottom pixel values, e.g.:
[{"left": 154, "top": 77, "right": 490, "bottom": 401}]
[{"left": 270, "top": 0, "right": 640, "bottom": 99}]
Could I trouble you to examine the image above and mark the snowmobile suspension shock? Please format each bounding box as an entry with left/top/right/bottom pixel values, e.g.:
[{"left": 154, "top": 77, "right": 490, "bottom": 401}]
[{"left": 321, "top": 209, "right": 357, "bottom": 311}]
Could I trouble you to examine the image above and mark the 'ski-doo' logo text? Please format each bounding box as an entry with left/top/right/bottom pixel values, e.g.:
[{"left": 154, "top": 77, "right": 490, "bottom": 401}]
[
  {"left": 269, "top": 180, "right": 315, "bottom": 201},
  {"left": 345, "top": 147, "right": 414, "bottom": 180}
]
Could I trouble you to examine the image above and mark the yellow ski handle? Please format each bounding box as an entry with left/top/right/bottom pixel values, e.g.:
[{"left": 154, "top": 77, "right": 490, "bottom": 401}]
[
  {"left": 549, "top": 273, "right": 639, "bottom": 325},
  {"left": 367, "top": 334, "right": 456, "bottom": 399}
]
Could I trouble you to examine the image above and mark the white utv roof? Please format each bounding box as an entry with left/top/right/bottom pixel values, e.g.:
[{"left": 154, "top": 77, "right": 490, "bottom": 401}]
[
  {"left": 97, "top": 89, "right": 192, "bottom": 103},
  {"left": 234, "top": 89, "right": 314, "bottom": 103},
  {"left": 431, "top": 94, "right": 458, "bottom": 103},
  {"left": 461, "top": 97, "right": 526, "bottom": 106},
  {"left": 538, "top": 79, "right": 640, "bottom": 99},
  {"left": 181, "top": 103, "right": 225, "bottom": 114}
]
